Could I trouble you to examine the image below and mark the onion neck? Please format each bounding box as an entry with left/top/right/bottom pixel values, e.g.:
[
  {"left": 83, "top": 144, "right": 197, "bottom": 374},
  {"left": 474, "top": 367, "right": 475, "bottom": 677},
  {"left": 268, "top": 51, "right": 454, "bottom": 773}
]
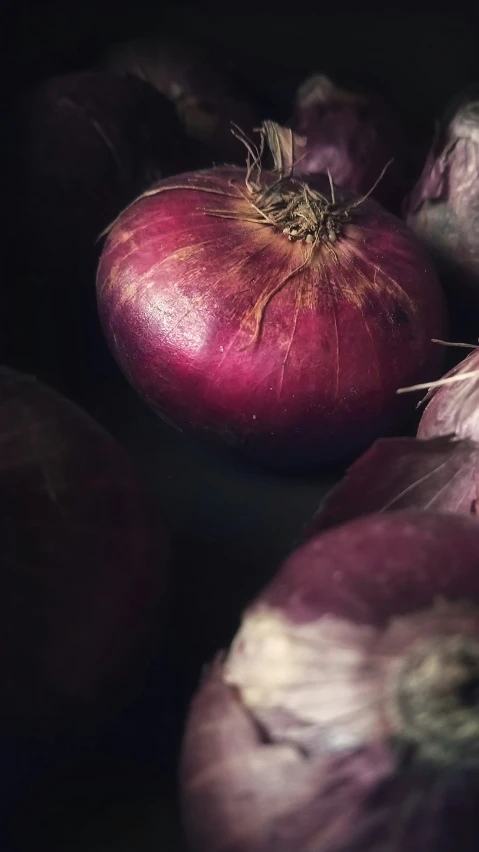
[
  {"left": 395, "top": 634, "right": 479, "bottom": 767},
  {"left": 225, "top": 600, "right": 479, "bottom": 768},
  {"left": 236, "top": 121, "right": 352, "bottom": 247},
  {"left": 252, "top": 177, "right": 350, "bottom": 246},
  {"left": 241, "top": 120, "right": 390, "bottom": 247}
]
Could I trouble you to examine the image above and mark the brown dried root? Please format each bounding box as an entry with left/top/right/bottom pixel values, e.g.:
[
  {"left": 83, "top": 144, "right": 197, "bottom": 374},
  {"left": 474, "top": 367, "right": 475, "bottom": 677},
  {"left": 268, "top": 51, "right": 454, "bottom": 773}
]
[{"left": 210, "top": 123, "right": 393, "bottom": 248}]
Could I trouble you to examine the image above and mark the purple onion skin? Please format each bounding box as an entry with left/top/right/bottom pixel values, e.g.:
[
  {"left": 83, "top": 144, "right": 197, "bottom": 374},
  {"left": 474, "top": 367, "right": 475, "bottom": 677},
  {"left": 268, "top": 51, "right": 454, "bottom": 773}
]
[
  {"left": 100, "top": 37, "right": 258, "bottom": 163},
  {"left": 405, "top": 88, "right": 479, "bottom": 336},
  {"left": 181, "top": 510, "right": 479, "bottom": 852},
  {"left": 290, "top": 75, "right": 416, "bottom": 215},
  {"left": 308, "top": 435, "right": 479, "bottom": 537},
  {"left": 97, "top": 167, "right": 447, "bottom": 468},
  {"left": 418, "top": 348, "right": 479, "bottom": 442},
  {"left": 0, "top": 368, "right": 168, "bottom": 735}
]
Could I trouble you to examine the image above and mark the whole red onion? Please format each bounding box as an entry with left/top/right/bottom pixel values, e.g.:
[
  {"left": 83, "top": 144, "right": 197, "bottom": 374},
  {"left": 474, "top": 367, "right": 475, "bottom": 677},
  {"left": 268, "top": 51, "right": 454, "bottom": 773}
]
[
  {"left": 0, "top": 367, "right": 168, "bottom": 735},
  {"left": 290, "top": 75, "right": 416, "bottom": 214},
  {"left": 181, "top": 510, "right": 479, "bottom": 852},
  {"left": 418, "top": 347, "right": 479, "bottom": 441},
  {"left": 405, "top": 87, "right": 479, "bottom": 335},
  {"left": 97, "top": 125, "right": 447, "bottom": 468},
  {"left": 99, "top": 37, "right": 258, "bottom": 163}
]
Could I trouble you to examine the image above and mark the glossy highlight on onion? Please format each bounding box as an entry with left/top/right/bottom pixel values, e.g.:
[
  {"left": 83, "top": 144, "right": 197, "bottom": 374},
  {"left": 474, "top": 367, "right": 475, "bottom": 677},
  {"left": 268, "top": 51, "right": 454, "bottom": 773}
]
[
  {"left": 97, "top": 124, "right": 447, "bottom": 468},
  {"left": 181, "top": 511, "right": 479, "bottom": 852},
  {"left": 0, "top": 367, "right": 168, "bottom": 734}
]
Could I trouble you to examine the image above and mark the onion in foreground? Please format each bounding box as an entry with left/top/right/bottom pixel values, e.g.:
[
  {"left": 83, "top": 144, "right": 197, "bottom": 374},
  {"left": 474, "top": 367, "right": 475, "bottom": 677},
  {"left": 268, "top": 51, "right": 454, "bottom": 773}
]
[
  {"left": 181, "top": 511, "right": 479, "bottom": 852},
  {"left": 97, "top": 124, "right": 447, "bottom": 468},
  {"left": 290, "top": 74, "right": 416, "bottom": 214},
  {"left": 405, "top": 87, "right": 479, "bottom": 335},
  {"left": 0, "top": 368, "right": 168, "bottom": 734}
]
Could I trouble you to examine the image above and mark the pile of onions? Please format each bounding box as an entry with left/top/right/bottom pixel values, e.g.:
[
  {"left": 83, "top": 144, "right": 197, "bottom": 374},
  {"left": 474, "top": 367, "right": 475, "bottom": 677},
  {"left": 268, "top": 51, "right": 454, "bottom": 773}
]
[
  {"left": 289, "top": 75, "right": 416, "bottom": 214},
  {"left": 0, "top": 367, "right": 168, "bottom": 735},
  {"left": 99, "top": 37, "right": 258, "bottom": 163},
  {"left": 97, "top": 123, "right": 447, "bottom": 468},
  {"left": 181, "top": 510, "right": 479, "bottom": 852},
  {"left": 405, "top": 87, "right": 479, "bottom": 336}
]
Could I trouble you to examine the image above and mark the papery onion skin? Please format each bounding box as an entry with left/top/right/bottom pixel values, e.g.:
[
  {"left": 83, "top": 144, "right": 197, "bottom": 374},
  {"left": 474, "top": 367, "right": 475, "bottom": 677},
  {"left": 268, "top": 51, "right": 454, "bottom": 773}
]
[
  {"left": 290, "top": 75, "right": 416, "bottom": 214},
  {"left": 181, "top": 511, "right": 479, "bottom": 852},
  {"left": 99, "top": 37, "right": 258, "bottom": 163},
  {"left": 418, "top": 348, "right": 479, "bottom": 441},
  {"left": 97, "top": 164, "right": 447, "bottom": 468},
  {"left": 405, "top": 87, "right": 479, "bottom": 335},
  {"left": 308, "top": 435, "right": 479, "bottom": 536},
  {"left": 0, "top": 368, "right": 168, "bottom": 735}
]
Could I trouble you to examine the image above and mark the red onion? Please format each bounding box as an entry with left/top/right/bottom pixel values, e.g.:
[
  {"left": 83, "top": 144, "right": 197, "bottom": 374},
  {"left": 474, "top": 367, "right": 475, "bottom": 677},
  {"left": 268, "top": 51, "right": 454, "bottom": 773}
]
[
  {"left": 10, "top": 71, "right": 192, "bottom": 267},
  {"left": 405, "top": 87, "right": 479, "bottom": 335},
  {"left": 181, "top": 510, "right": 479, "bottom": 852},
  {"left": 6, "top": 71, "right": 193, "bottom": 389},
  {"left": 289, "top": 75, "right": 416, "bottom": 214},
  {"left": 309, "top": 435, "right": 479, "bottom": 534},
  {"left": 417, "top": 346, "right": 479, "bottom": 441},
  {"left": 97, "top": 124, "right": 447, "bottom": 468},
  {"left": 99, "top": 37, "right": 258, "bottom": 163},
  {"left": 0, "top": 367, "right": 168, "bottom": 735}
]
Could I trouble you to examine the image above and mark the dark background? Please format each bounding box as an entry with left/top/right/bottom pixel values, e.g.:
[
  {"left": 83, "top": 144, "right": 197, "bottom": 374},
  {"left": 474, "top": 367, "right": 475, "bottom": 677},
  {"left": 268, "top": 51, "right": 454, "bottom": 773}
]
[
  {"left": 5, "top": 1, "right": 479, "bottom": 124},
  {"left": 2, "top": 2, "right": 479, "bottom": 849}
]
